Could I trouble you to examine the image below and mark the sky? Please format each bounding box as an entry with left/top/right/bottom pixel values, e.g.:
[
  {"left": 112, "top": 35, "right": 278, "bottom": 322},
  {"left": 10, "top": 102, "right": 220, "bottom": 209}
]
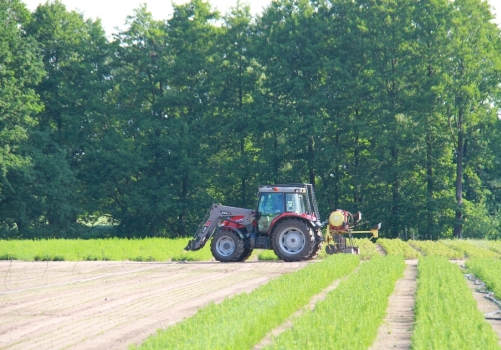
[
  {"left": 22, "top": 0, "right": 272, "bottom": 36},
  {"left": 22, "top": 0, "right": 501, "bottom": 37}
]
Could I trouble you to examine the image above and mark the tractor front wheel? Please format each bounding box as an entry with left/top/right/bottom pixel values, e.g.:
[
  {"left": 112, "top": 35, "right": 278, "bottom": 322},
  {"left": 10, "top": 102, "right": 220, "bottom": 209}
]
[
  {"left": 211, "top": 230, "right": 245, "bottom": 262},
  {"left": 272, "top": 219, "right": 315, "bottom": 262}
]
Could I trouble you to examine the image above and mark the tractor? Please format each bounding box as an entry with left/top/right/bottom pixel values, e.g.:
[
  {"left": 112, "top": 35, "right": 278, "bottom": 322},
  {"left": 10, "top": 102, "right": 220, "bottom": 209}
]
[{"left": 185, "top": 183, "right": 379, "bottom": 262}]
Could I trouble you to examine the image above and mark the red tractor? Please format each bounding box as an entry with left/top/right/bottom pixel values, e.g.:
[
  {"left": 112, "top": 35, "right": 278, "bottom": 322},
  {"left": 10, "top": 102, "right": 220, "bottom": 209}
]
[{"left": 185, "top": 183, "right": 379, "bottom": 262}]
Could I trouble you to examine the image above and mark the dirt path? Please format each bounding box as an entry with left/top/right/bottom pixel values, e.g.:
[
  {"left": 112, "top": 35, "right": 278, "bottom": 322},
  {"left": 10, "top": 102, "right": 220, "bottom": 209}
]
[
  {"left": 0, "top": 260, "right": 308, "bottom": 350},
  {"left": 370, "top": 260, "right": 418, "bottom": 350}
]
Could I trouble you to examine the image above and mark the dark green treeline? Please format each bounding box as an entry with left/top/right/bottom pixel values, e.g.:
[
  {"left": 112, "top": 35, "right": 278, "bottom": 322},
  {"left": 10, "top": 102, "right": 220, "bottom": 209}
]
[{"left": 1, "top": 0, "right": 500, "bottom": 239}]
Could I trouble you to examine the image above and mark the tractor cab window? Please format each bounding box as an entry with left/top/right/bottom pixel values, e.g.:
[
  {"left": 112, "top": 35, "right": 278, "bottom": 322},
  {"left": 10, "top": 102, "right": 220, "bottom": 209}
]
[
  {"left": 258, "top": 193, "right": 284, "bottom": 215},
  {"left": 285, "top": 193, "right": 307, "bottom": 214}
]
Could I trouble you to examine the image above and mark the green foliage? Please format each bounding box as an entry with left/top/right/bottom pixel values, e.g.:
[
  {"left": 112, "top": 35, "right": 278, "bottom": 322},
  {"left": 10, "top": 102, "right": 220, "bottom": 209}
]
[
  {"left": 411, "top": 256, "right": 499, "bottom": 349},
  {"left": 1, "top": 0, "right": 501, "bottom": 239},
  {"left": 468, "top": 240, "right": 501, "bottom": 255},
  {"left": 377, "top": 238, "right": 421, "bottom": 259},
  {"left": 258, "top": 249, "right": 279, "bottom": 261},
  {"left": 440, "top": 239, "right": 499, "bottom": 258},
  {"left": 353, "top": 238, "right": 379, "bottom": 260},
  {"left": 467, "top": 258, "right": 501, "bottom": 300},
  {"left": 0, "top": 238, "right": 213, "bottom": 261},
  {"left": 133, "top": 254, "right": 360, "bottom": 350},
  {"left": 408, "top": 240, "right": 464, "bottom": 259},
  {"left": 265, "top": 256, "right": 405, "bottom": 349}
]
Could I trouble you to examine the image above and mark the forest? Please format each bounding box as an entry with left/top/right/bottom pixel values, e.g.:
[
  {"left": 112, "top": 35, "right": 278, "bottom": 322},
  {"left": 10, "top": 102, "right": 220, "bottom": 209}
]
[{"left": 1, "top": 0, "right": 500, "bottom": 240}]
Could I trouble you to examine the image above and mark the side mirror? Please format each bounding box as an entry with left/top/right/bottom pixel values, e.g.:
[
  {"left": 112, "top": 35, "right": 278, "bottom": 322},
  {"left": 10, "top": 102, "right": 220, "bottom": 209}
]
[{"left": 255, "top": 211, "right": 262, "bottom": 220}]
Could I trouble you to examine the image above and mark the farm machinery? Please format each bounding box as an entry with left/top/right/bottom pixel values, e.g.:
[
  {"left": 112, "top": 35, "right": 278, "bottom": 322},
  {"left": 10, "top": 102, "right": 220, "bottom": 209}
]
[{"left": 185, "top": 183, "right": 380, "bottom": 262}]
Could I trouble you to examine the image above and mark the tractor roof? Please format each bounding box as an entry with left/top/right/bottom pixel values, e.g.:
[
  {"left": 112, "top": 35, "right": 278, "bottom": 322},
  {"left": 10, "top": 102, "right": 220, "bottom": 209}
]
[{"left": 258, "top": 183, "right": 311, "bottom": 193}]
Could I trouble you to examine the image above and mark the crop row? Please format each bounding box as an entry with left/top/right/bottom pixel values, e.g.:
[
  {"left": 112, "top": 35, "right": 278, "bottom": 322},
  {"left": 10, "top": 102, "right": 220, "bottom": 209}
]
[
  {"left": 0, "top": 238, "right": 213, "bottom": 262},
  {"left": 440, "top": 240, "right": 499, "bottom": 259},
  {"left": 264, "top": 255, "right": 405, "bottom": 349},
  {"left": 134, "top": 254, "right": 360, "bottom": 349},
  {"left": 408, "top": 240, "right": 464, "bottom": 259},
  {"left": 377, "top": 238, "right": 420, "bottom": 259},
  {"left": 411, "top": 256, "right": 499, "bottom": 349},
  {"left": 467, "top": 240, "right": 501, "bottom": 255},
  {"left": 466, "top": 258, "right": 501, "bottom": 300}
]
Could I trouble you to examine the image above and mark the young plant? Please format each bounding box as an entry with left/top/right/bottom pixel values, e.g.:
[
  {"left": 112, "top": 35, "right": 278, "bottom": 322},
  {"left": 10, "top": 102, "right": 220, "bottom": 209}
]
[
  {"left": 378, "top": 238, "right": 420, "bottom": 259},
  {"left": 408, "top": 240, "right": 464, "bottom": 259},
  {"left": 440, "top": 240, "right": 499, "bottom": 259},
  {"left": 411, "top": 256, "right": 499, "bottom": 349},
  {"left": 353, "top": 238, "right": 379, "bottom": 259},
  {"left": 466, "top": 258, "right": 501, "bottom": 300}
]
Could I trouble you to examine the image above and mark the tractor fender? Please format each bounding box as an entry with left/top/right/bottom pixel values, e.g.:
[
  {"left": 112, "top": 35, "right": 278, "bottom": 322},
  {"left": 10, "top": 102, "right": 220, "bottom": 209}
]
[{"left": 218, "top": 226, "right": 246, "bottom": 239}]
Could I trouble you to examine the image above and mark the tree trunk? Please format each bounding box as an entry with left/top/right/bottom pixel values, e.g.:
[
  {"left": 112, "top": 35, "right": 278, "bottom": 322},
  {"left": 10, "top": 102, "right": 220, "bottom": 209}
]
[
  {"left": 454, "top": 113, "right": 463, "bottom": 239},
  {"left": 391, "top": 146, "right": 400, "bottom": 238},
  {"left": 426, "top": 120, "right": 434, "bottom": 238}
]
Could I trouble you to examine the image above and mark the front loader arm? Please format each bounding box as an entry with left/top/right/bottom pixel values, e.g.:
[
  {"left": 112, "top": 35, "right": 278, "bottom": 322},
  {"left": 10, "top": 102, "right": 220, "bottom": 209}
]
[{"left": 184, "top": 203, "right": 254, "bottom": 251}]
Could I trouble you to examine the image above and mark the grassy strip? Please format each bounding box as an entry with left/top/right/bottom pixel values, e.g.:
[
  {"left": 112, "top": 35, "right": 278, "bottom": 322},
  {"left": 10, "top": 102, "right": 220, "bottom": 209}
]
[
  {"left": 378, "top": 238, "right": 420, "bottom": 259},
  {"left": 264, "top": 255, "right": 405, "bottom": 349},
  {"left": 440, "top": 240, "right": 499, "bottom": 259},
  {"left": 411, "top": 256, "right": 499, "bottom": 349},
  {"left": 353, "top": 238, "right": 379, "bottom": 260},
  {"left": 467, "top": 240, "right": 501, "bottom": 255},
  {"left": 132, "top": 254, "right": 360, "bottom": 350},
  {"left": 258, "top": 249, "right": 280, "bottom": 261},
  {"left": 466, "top": 258, "right": 501, "bottom": 300},
  {"left": 408, "top": 240, "right": 464, "bottom": 259},
  {"left": 0, "top": 238, "right": 213, "bottom": 261}
]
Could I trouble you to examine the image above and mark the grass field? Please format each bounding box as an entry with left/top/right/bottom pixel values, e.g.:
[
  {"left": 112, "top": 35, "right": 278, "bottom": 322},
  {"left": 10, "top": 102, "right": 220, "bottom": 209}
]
[{"left": 0, "top": 237, "right": 213, "bottom": 262}]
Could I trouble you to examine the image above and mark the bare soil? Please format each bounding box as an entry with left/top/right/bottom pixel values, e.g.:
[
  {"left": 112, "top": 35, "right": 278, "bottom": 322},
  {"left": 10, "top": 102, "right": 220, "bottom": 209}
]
[
  {"left": 0, "top": 260, "right": 308, "bottom": 350},
  {"left": 370, "top": 260, "right": 418, "bottom": 350},
  {"left": 375, "top": 244, "right": 386, "bottom": 255}
]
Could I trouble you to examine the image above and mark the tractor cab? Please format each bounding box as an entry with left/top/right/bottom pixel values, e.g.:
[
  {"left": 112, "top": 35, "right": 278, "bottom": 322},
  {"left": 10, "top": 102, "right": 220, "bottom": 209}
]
[{"left": 256, "top": 184, "right": 320, "bottom": 234}]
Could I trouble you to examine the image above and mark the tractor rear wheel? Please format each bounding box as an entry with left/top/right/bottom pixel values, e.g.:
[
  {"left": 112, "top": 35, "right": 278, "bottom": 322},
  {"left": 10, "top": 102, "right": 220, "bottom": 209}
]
[
  {"left": 238, "top": 247, "right": 253, "bottom": 262},
  {"left": 308, "top": 239, "right": 323, "bottom": 260},
  {"left": 211, "top": 230, "right": 245, "bottom": 262},
  {"left": 272, "top": 219, "right": 315, "bottom": 262}
]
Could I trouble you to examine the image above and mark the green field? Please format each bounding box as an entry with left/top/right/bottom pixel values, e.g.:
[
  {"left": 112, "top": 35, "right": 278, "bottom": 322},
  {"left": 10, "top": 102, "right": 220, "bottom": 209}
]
[
  {"left": 2, "top": 237, "right": 501, "bottom": 349},
  {"left": 0, "top": 238, "right": 213, "bottom": 262}
]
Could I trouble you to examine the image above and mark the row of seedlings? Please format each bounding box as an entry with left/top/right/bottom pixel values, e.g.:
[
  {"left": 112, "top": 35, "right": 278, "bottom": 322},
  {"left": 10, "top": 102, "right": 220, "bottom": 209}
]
[
  {"left": 466, "top": 258, "right": 501, "bottom": 300},
  {"left": 467, "top": 240, "right": 501, "bottom": 256},
  {"left": 408, "top": 240, "right": 464, "bottom": 259},
  {"left": 377, "top": 238, "right": 421, "bottom": 259},
  {"left": 411, "top": 256, "right": 499, "bottom": 349},
  {"left": 440, "top": 240, "right": 499, "bottom": 259}
]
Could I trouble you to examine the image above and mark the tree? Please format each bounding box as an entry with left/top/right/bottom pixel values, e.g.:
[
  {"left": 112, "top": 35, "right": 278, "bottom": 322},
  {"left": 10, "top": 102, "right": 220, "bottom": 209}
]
[
  {"left": 22, "top": 0, "right": 112, "bottom": 236},
  {"left": 445, "top": 0, "right": 501, "bottom": 238},
  {"left": 0, "top": 0, "right": 44, "bottom": 236}
]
